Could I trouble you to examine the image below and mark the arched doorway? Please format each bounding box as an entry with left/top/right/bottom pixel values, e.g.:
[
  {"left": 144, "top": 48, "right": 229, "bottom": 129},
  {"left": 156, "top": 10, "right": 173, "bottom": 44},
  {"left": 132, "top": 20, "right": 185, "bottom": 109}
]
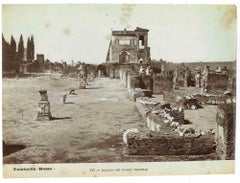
[{"left": 119, "top": 51, "right": 130, "bottom": 64}]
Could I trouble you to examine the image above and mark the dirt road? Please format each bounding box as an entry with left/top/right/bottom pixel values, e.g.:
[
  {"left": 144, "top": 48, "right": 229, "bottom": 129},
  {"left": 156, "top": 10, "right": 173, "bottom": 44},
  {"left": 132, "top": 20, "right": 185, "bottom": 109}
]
[{"left": 3, "top": 77, "right": 147, "bottom": 163}]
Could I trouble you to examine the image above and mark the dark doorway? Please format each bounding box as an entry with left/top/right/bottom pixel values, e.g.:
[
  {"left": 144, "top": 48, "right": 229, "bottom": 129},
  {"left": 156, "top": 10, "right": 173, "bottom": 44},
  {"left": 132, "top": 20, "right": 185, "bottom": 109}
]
[{"left": 119, "top": 51, "right": 129, "bottom": 64}]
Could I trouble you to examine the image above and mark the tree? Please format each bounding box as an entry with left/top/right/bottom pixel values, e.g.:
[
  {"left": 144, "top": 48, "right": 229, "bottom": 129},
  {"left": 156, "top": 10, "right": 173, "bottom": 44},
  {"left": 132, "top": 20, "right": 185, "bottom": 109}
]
[
  {"left": 9, "top": 35, "right": 16, "bottom": 62},
  {"left": 30, "top": 35, "right": 35, "bottom": 61},
  {"left": 2, "top": 34, "right": 10, "bottom": 71},
  {"left": 17, "top": 34, "right": 24, "bottom": 61},
  {"left": 27, "top": 37, "right": 31, "bottom": 61}
]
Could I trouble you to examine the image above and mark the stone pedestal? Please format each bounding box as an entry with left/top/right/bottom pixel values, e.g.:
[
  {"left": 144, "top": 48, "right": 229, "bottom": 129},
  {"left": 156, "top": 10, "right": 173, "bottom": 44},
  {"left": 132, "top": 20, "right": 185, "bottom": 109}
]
[
  {"left": 98, "top": 70, "right": 102, "bottom": 77},
  {"left": 79, "top": 78, "right": 86, "bottom": 89},
  {"left": 37, "top": 90, "right": 52, "bottom": 120}
]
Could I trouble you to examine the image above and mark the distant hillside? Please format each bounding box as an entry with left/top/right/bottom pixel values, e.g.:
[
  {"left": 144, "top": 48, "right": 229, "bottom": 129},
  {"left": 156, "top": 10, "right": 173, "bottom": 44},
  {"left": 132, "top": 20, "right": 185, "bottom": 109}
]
[{"left": 183, "top": 61, "right": 236, "bottom": 71}]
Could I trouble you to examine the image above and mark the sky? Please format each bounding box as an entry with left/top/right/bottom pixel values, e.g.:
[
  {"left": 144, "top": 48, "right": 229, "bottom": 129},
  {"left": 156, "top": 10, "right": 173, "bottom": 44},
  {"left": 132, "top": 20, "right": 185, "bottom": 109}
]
[{"left": 2, "top": 4, "right": 237, "bottom": 64}]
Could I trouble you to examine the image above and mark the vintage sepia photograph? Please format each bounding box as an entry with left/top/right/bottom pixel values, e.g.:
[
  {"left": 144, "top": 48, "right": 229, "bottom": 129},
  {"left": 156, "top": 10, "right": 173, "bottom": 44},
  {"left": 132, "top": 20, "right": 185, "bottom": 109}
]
[{"left": 1, "top": 2, "right": 237, "bottom": 178}]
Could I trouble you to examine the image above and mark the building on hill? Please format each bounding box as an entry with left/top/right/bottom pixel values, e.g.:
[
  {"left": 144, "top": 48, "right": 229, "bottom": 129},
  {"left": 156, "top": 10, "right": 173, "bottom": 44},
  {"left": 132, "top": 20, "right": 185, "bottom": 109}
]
[
  {"left": 37, "top": 54, "right": 45, "bottom": 63},
  {"left": 106, "top": 27, "right": 151, "bottom": 64}
]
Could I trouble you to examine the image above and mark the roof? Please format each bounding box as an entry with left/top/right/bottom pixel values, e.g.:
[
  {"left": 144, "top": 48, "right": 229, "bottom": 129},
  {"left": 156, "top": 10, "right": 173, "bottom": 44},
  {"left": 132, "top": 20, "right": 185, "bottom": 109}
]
[
  {"left": 112, "top": 27, "right": 149, "bottom": 36},
  {"left": 112, "top": 30, "right": 136, "bottom": 36},
  {"left": 135, "top": 27, "right": 149, "bottom": 32}
]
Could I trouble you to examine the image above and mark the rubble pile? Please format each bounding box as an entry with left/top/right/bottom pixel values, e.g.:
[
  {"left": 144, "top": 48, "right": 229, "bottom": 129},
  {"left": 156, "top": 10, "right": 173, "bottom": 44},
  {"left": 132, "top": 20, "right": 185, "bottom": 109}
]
[
  {"left": 137, "top": 97, "right": 185, "bottom": 126},
  {"left": 185, "top": 93, "right": 235, "bottom": 106},
  {"left": 178, "top": 95, "right": 202, "bottom": 110}
]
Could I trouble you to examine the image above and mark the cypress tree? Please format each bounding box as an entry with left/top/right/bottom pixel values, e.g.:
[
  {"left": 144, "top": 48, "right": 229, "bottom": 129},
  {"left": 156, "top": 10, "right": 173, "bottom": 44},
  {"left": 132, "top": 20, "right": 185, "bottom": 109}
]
[
  {"left": 30, "top": 35, "right": 35, "bottom": 61},
  {"left": 27, "top": 37, "right": 31, "bottom": 61},
  {"left": 9, "top": 35, "right": 16, "bottom": 62},
  {"left": 17, "top": 34, "right": 24, "bottom": 61},
  {"left": 2, "top": 34, "right": 10, "bottom": 71}
]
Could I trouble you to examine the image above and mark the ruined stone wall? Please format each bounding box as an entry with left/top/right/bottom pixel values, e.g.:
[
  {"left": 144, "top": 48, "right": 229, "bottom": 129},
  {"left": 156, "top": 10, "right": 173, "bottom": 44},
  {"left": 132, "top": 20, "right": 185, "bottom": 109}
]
[
  {"left": 216, "top": 104, "right": 236, "bottom": 160},
  {"left": 153, "top": 75, "right": 173, "bottom": 94},
  {"left": 127, "top": 133, "right": 215, "bottom": 155},
  {"left": 127, "top": 71, "right": 140, "bottom": 94},
  {"left": 121, "top": 69, "right": 133, "bottom": 87},
  {"left": 109, "top": 67, "right": 120, "bottom": 79},
  {"left": 128, "top": 97, "right": 216, "bottom": 156},
  {"left": 105, "top": 63, "right": 120, "bottom": 79},
  {"left": 119, "top": 66, "right": 174, "bottom": 98},
  {"left": 207, "top": 73, "right": 229, "bottom": 94},
  {"left": 140, "top": 75, "right": 153, "bottom": 91}
]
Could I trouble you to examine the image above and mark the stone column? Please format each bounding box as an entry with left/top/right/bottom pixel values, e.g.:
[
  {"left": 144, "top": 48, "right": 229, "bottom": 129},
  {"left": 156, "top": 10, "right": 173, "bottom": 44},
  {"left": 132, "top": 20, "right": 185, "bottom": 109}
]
[
  {"left": 201, "top": 66, "right": 209, "bottom": 93},
  {"left": 173, "top": 68, "right": 178, "bottom": 89}
]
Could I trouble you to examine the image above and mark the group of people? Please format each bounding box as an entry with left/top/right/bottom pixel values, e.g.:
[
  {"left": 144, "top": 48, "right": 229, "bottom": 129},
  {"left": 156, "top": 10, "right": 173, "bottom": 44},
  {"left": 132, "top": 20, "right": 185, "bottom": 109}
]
[{"left": 139, "top": 65, "right": 152, "bottom": 77}]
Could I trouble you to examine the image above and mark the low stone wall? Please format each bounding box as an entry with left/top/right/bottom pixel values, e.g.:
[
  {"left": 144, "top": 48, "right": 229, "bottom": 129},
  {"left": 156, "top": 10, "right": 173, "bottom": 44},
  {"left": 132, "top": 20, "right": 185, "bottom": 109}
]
[
  {"left": 127, "top": 132, "right": 215, "bottom": 155},
  {"left": 216, "top": 104, "right": 236, "bottom": 160}
]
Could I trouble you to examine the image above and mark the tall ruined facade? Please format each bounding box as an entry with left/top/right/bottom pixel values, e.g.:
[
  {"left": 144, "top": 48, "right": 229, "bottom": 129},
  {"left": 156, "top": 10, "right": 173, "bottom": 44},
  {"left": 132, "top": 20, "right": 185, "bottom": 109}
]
[{"left": 106, "top": 27, "right": 151, "bottom": 64}]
